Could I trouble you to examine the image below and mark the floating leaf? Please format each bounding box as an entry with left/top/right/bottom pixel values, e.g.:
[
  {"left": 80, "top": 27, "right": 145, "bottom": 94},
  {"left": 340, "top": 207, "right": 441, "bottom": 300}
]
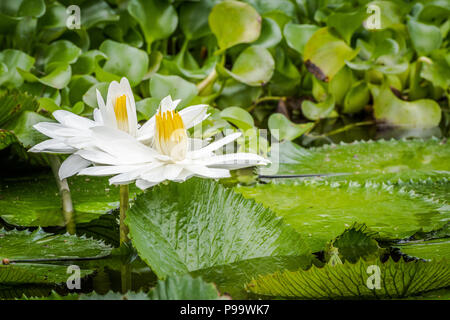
[
  {"left": 373, "top": 84, "right": 441, "bottom": 129},
  {"left": 209, "top": 0, "right": 261, "bottom": 51},
  {"left": 126, "top": 178, "right": 310, "bottom": 278},
  {"left": 237, "top": 180, "right": 449, "bottom": 251},
  {"left": 0, "top": 172, "right": 141, "bottom": 227},
  {"left": 396, "top": 238, "right": 450, "bottom": 261},
  {"left": 247, "top": 258, "right": 450, "bottom": 299},
  {"left": 268, "top": 113, "right": 313, "bottom": 142}
]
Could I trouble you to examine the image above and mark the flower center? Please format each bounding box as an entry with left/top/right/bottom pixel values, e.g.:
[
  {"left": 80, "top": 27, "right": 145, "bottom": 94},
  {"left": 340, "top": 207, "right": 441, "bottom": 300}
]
[
  {"left": 114, "top": 94, "right": 129, "bottom": 133},
  {"left": 154, "top": 110, "right": 188, "bottom": 161}
]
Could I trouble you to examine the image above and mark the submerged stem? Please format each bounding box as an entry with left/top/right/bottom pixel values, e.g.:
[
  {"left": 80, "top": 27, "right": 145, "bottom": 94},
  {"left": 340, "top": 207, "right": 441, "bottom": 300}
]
[
  {"left": 48, "top": 155, "right": 76, "bottom": 234},
  {"left": 119, "top": 184, "right": 129, "bottom": 246}
]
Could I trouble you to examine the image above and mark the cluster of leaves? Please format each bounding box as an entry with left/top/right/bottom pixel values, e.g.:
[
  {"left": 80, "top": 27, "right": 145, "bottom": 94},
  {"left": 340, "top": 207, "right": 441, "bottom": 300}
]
[{"left": 0, "top": 0, "right": 448, "bottom": 153}]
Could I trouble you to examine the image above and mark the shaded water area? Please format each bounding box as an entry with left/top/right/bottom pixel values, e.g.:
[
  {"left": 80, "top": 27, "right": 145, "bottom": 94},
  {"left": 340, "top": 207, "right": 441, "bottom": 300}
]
[{"left": 0, "top": 120, "right": 449, "bottom": 299}]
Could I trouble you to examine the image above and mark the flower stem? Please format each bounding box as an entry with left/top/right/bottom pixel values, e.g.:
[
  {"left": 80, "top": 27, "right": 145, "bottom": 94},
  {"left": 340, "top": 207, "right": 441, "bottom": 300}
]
[
  {"left": 197, "top": 68, "right": 218, "bottom": 94},
  {"left": 119, "top": 184, "right": 129, "bottom": 246},
  {"left": 48, "top": 155, "right": 76, "bottom": 234}
]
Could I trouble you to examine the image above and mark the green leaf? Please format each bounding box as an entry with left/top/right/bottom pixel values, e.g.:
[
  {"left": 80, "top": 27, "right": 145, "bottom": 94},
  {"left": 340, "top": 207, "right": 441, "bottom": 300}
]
[
  {"left": 327, "top": 9, "right": 367, "bottom": 44},
  {"left": 236, "top": 180, "right": 450, "bottom": 252},
  {"left": 0, "top": 228, "right": 111, "bottom": 261},
  {"left": 126, "top": 178, "right": 310, "bottom": 278},
  {"left": 396, "top": 238, "right": 450, "bottom": 261},
  {"left": 0, "top": 129, "right": 17, "bottom": 150},
  {"left": 72, "top": 50, "right": 107, "bottom": 75},
  {"left": 407, "top": 19, "right": 442, "bottom": 56},
  {"left": 326, "top": 224, "right": 384, "bottom": 264},
  {"left": 399, "top": 178, "right": 450, "bottom": 205},
  {"left": 260, "top": 139, "right": 450, "bottom": 183},
  {"left": 216, "top": 79, "right": 262, "bottom": 109},
  {"left": 136, "top": 97, "right": 159, "bottom": 121},
  {"left": 128, "top": 0, "right": 178, "bottom": 49},
  {"left": 304, "top": 28, "right": 358, "bottom": 82},
  {"left": 372, "top": 84, "right": 441, "bottom": 129},
  {"left": 301, "top": 95, "right": 336, "bottom": 120},
  {"left": 42, "top": 40, "right": 81, "bottom": 69},
  {"left": 4, "top": 111, "right": 49, "bottom": 148},
  {"left": 149, "top": 274, "right": 226, "bottom": 300},
  {"left": 149, "top": 74, "right": 197, "bottom": 108},
  {"left": 82, "top": 82, "right": 108, "bottom": 108},
  {"left": 0, "top": 172, "right": 141, "bottom": 227},
  {"left": 342, "top": 81, "right": 370, "bottom": 114},
  {"left": 180, "top": 0, "right": 216, "bottom": 40},
  {"left": 80, "top": 0, "right": 119, "bottom": 29},
  {"left": 253, "top": 17, "right": 282, "bottom": 49},
  {"left": 220, "top": 106, "right": 254, "bottom": 130},
  {"left": 268, "top": 113, "right": 313, "bottom": 142},
  {"left": 283, "top": 23, "right": 319, "bottom": 56},
  {"left": 247, "top": 258, "right": 450, "bottom": 298},
  {"left": 18, "top": 63, "right": 72, "bottom": 89},
  {"left": 0, "top": 49, "right": 35, "bottom": 87},
  {"left": 0, "top": 90, "right": 38, "bottom": 126},
  {"left": 98, "top": 40, "right": 149, "bottom": 86},
  {"left": 329, "top": 66, "right": 353, "bottom": 106},
  {"left": 209, "top": 0, "right": 262, "bottom": 51},
  {"left": 421, "top": 51, "right": 450, "bottom": 90}
]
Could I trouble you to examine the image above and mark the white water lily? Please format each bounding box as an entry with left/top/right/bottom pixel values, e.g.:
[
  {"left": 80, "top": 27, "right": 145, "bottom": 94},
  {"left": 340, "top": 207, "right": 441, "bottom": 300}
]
[
  {"left": 72, "top": 106, "right": 270, "bottom": 190},
  {"left": 29, "top": 77, "right": 208, "bottom": 178}
]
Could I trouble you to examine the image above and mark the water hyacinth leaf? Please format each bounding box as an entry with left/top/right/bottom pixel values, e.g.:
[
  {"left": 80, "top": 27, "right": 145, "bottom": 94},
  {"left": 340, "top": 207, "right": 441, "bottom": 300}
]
[
  {"left": 0, "top": 173, "right": 141, "bottom": 227},
  {"left": 42, "top": 40, "right": 81, "bottom": 69},
  {"left": 407, "top": 19, "right": 443, "bottom": 56},
  {"left": 72, "top": 50, "right": 107, "bottom": 75},
  {"left": 329, "top": 67, "right": 353, "bottom": 106},
  {"left": 326, "top": 9, "right": 367, "bottom": 44},
  {"left": 421, "top": 52, "right": 450, "bottom": 90},
  {"left": 301, "top": 95, "right": 335, "bottom": 121},
  {"left": 225, "top": 46, "right": 274, "bottom": 86},
  {"left": 268, "top": 113, "right": 313, "bottom": 142},
  {"left": 304, "top": 28, "right": 358, "bottom": 82},
  {"left": 0, "top": 228, "right": 111, "bottom": 261},
  {"left": 128, "top": 0, "right": 178, "bottom": 49},
  {"left": 247, "top": 258, "right": 450, "bottom": 299},
  {"left": 236, "top": 181, "right": 450, "bottom": 252},
  {"left": 126, "top": 178, "right": 310, "bottom": 278},
  {"left": 253, "top": 17, "right": 282, "bottom": 49},
  {"left": 209, "top": 0, "right": 261, "bottom": 51},
  {"left": 83, "top": 82, "right": 108, "bottom": 108},
  {"left": 216, "top": 79, "right": 262, "bottom": 109},
  {"left": 99, "top": 40, "right": 149, "bottom": 86},
  {"left": 220, "top": 107, "right": 254, "bottom": 130},
  {"left": 342, "top": 81, "right": 370, "bottom": 114},
  {"left": 136, "top": 97, "right": 159, "bottom": 121},
  {"left": 18, "top": 63, "right": 72, "bottom": 89},
  {"left": 0, "top": 49, "right": 35, "bottom": 87},
  {"left": 179, "top": 0, "right": 216, "bottom": 40},
  {"left": 68, "top": 75, "right": 98, "bottom": 105},
  {"left": 79, "top": 0, "right": 119, "bottom": 29},
  {"left": 365, "top": 0, "right": 404, "bottom": 30},
  {"left": 283, "top": 24, "right": 319, "bottom": 56},
  {"left": 149, "top": 274, "right": 226, "bottom": 300},
  {"left": 260, "top": 139, "right": 450, "bottom": 182},
  {"left": 373, "top": 84, "right": 441, "bottom": 129},
  {"left": 396, "top": 239, "right": 450, "bottom": 261},
  {"left": 149, "top": 74, "right": 197, "bottom": 108},
  {"left": 1, "top": 0, "right": 46, "bottom": 18}
]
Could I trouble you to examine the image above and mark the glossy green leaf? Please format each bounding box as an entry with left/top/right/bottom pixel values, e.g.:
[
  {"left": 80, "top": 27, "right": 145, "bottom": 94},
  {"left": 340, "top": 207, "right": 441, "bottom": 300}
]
[
  {"left": 126, "top": 178, "right": 310, "bottom": 278},
  {"left": 3, "top": 111, "right": 49, "bottom": 148},
  {"left": 396, "top": 238, "right": 450, "bottom": 261},
  {"left": 220, "top": 106, "right": 254, "bottom": 130},
  {"left": 0, "top": 172, "right": 141, "bottom": 227},
  {"left": 98, "top": 40, "right": 148, "bottom": 86},
  {"left": 82, "top": 82, "right": 108, "bottom": 108},
  {"left": 268, "top": 113, "right": 313, "bottom": 141},
  {"left": 0, "top": 49, "right": 35, "bottom": 87},
  {"left": 283, "top": 23, "right": 319, "bottom": 56},
  {"left": 253, "top": 17, "right": 282, "bottom": 49},
  {"left": 42, "top": 40, "right": 81, "bottom": 69},
  {"left": 407, "top": 19, "right": 442, "bottom": 56},
  {"left": 304, "top": 28, "right": 358, "bottom": 82},
  {"left": 128, "top": 0, "right": 178, "bottom": 49},
  {"left": 248, "top": 258, "right": 450, "bottom": 298},
  {"left": 180, "top": 0, "right": 216, "bottom": 40},
  {"left": 149, "top": 74, "right": 197, "bottom": 108},
  {"left": 209, "top": 0, "right": 261, "bottom": 50},
  {"left": 301, "top": 95, "right": 335, "bottom": 120},
  {"left": 0, "top": 90, "right": 38, "bottom": 126},
  {"left": 372, "top": 84, "right": 441, "bottom": 129},
  {"left": 327, "top": 9, "right": 367, "bottom": 44},
  {"left": 342, "top": 81, "right": 370, "bottom": 114},
  {"left": 237, "top": 180, "right": 449, "bottom": 252}
]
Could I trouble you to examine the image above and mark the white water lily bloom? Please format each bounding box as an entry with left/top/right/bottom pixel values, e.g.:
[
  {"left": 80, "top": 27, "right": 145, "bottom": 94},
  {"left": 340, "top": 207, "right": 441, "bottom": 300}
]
[
  {"left": 29, "top": 77, "right": 209, "bottom": 178},
  {"left": 74, "top": 107, "right": 270, "bottom": 190}
]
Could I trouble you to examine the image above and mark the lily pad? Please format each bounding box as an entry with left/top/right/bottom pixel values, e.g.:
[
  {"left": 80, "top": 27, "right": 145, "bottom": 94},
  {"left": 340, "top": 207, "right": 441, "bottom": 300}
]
[
  {"left": 396, "top": 238, "right": 450, "bottom": 261},
  {"left": 126, "top": 178, "right": 310, "bottom": 278},
  {"left": 236, "top": 180, "right": 450, "bottom": 251},
  {"left": 0, "top": 172, "right": 141, "bottom": 227}
]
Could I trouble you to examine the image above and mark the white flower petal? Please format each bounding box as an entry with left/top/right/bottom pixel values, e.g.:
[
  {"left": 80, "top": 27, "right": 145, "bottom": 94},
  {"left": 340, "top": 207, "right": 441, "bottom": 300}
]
[
  {"left": 135, "top": 179, "right": 159, "bottom": 190},
  {"left": 59, "top": 154, "right": 92, "bottom": 179},
  {"left": 53, "top": 110, "right": 95, "bottom": 130},
  {"left": 203, "top": 153, "right": 270, "bottom": 169},
  {"left": 78, "top": 165, "right": 143, "bottom": 176},
  {"left": 179, "top": 104, "right": 208, "bottom": 129},
  {"left": 93, "top": 108, "right": 103, "bottom": 124},
  {"left": 33, "top": 122, "right": 87, "bottom": 139},
  {"left": 186, "top": 165, "right": 231, "bottom": 179},
  {"left": 159, "top": 95, "right": 180, "bottom": 113},
  {"left": 109, "top": 162, "right": 163, "bottom": 185},
  {"left": 29, "top": 139, "right": 75, "bottom": 154},
  {"left": 188, "top": 132, "right": 242, "bottom": 159},
  {"left": 76, "top": 149, "right": 124, "bottom": 165}
]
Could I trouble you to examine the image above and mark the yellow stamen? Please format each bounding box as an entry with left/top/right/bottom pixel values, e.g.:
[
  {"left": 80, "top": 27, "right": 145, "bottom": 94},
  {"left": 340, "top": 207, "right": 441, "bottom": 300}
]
[
  {"left": 114, "top": 95, "right": 129, "bottom": 132},
  {"left": 154, "top": 110, "right": 188, "bottom": 160}
]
